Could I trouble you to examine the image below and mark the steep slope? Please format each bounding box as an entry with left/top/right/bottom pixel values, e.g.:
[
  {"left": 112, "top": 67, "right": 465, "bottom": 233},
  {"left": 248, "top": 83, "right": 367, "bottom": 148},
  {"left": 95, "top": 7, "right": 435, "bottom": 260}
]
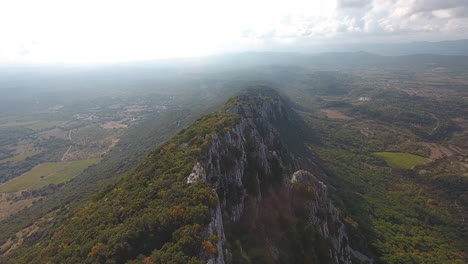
[{"left": 6, "top": 87, "right": 366, "bottom": 264}]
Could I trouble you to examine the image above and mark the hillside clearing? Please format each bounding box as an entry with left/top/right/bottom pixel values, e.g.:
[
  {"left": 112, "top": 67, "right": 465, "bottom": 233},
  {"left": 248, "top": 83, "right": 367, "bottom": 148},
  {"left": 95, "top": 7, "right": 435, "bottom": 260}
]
[
  {"left": 374, "top": 152, "right": 430, "bottom": 169},
  {"left": 0, "top": 159, "right": 100, "bottom": 192}
]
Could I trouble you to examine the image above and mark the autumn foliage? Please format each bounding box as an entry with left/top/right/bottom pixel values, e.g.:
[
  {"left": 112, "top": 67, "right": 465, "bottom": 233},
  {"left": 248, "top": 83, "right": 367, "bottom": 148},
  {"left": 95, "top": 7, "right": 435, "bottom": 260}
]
[
  {"left": 201, "top": 240, "right": 217, "bottom": 257},
  {"left": 87, "top": 243, "right": 103, "bottom": 257},
  {"left": 169, "top": 205, "right": 185, "bottom": 217}
]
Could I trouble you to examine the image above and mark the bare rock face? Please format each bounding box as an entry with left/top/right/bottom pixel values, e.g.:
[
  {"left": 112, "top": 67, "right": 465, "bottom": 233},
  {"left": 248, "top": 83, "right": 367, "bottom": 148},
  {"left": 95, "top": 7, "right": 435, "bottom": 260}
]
[
  {"left": 188, "top": 88, "right": 370, "bottom": 263},
  {"left": 204, "top": 92, "right": 295, "bottom": 221},
  {"left": 205, "top": 194, "right": 227, "bottom": 264},
  {"left": 290, "top": 170, "right": 353, "bottom": 264},
  {"left": 187, "top": 162, "right": 206, "bottom": 184},
  {"left": 291, "top": 169, "right": 317, "bottom": 184}
]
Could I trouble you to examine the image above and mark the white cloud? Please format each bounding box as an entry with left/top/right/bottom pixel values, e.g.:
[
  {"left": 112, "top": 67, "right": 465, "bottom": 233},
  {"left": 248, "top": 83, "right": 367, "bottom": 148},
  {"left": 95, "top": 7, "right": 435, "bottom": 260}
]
[{"left": 0, "top": 0, "right": 467, "bottom": 64}]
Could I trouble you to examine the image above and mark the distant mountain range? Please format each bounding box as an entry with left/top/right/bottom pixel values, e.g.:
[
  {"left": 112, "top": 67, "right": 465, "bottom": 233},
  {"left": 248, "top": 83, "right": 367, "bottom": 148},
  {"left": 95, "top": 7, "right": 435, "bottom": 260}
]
[
  {"left": 296, "top": 39, "right": 468, "bottom": 56},
  {"left": 206, "top": 51, "right": 468, "bottom": 72}
]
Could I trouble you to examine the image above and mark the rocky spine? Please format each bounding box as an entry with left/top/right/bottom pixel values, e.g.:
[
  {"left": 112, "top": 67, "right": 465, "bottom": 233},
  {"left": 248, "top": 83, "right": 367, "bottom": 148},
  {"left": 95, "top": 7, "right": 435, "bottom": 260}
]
[{"left": 187, "top": 89, "right": 368, "bottom": 263}]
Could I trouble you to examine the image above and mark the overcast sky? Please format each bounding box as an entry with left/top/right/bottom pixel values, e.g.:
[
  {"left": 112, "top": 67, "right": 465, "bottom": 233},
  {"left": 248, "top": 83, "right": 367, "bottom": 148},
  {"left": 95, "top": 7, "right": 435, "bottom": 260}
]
[{"left": 1, "top": 0, "right": 468, "bottom": 64}]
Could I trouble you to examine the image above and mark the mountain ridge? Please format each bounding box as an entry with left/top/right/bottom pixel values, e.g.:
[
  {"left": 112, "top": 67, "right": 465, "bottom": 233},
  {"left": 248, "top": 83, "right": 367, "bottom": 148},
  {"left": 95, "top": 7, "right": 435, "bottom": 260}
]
[{"left": 5, "top": 87, "right": 367, "bottom": 263}]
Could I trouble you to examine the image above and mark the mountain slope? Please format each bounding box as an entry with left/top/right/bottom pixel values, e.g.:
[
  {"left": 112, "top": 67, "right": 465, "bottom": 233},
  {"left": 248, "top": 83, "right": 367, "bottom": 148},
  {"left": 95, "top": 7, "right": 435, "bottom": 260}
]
[{"left": 5, "top": 87, "right": 366, "bottom": 264}]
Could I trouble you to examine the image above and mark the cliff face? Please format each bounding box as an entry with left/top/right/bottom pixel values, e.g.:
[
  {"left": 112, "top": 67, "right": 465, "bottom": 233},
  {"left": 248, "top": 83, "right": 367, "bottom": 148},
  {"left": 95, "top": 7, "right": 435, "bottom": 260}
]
[
  {"left": 6, "top": 87, "right": 368, "bottom": 264},
  {"left": 187, "top": 88, "right": 364, "bottom": 263}
]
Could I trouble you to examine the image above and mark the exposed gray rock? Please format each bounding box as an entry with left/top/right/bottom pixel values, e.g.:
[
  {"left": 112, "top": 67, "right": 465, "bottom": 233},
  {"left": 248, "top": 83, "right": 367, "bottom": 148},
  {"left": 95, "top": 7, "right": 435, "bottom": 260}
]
[
  {"left": 291, "top": 170, "right": 352, "bottom": 264},
  {"left": 193, "top": 90, "right": 370, "bottom": 263},
  {"left": 206, "top": 192, "right": 226, "bottom": 264},
  {"left": 291, "top": 169, "right": 317, "bottom": 184},
  {"left": 351, "top": 248, "right": 374, "bottom": 264},
  {"left": 187, "top": 162, "right": 206, "bottom": 184}
]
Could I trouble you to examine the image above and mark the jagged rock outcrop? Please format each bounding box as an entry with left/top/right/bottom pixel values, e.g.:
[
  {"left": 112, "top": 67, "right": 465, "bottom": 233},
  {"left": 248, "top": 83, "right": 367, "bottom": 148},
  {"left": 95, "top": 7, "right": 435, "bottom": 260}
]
[
  {"left": 187, "top": 162, "right": 207, "bottom": 183},
  {"left": 290, "top": 170, "right": 352, "bottom": 264},
  {"left": 187, "top": 88, "right": 367, "bottom": 263}
]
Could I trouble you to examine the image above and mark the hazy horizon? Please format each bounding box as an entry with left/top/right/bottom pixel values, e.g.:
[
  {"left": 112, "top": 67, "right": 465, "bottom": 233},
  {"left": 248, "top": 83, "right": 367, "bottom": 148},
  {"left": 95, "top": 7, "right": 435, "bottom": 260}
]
[
  {"left": 0, "top": 2, "right": 467, "bottom": 262},
  {"left": 1, "top": 0, "right": 468, "bottom": 64}
]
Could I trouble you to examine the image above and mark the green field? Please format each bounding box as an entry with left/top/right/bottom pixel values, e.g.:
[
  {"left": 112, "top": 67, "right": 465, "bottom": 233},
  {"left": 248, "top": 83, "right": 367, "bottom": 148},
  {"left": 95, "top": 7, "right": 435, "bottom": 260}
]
[
  {"left": 0, "top": 150, "right": 44, "bottom": 164},
  {"left": 0, "top": 121, "right": 62, "bottom": 130},
  {"left": 374, "top": 152, "right": 430, "bottom": 169},
  {"left": 0, "top": 159, "right": 100, "bottom": 192},
  {"left": 0, "top": 121, "right": 37, "bottom": 127}
]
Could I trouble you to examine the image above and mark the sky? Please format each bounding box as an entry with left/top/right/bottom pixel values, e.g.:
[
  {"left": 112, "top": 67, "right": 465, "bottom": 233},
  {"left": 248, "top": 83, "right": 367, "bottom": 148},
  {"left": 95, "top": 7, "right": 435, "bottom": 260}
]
[{"left": 1, "top": 0, "right": 468, "bottom": 64}]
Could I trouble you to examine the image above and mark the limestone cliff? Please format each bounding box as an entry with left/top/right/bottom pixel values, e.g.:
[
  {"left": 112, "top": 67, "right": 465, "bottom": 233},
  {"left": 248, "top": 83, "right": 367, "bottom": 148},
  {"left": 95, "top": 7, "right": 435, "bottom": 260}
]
[{"left": 187, "top": 87, "right": 369, "bottom": 263}]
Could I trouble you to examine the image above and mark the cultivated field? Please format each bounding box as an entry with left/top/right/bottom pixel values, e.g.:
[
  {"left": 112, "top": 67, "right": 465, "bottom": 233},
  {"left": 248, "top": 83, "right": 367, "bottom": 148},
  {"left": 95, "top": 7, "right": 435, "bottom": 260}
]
[
  {"left": 0, "top": 150, "right": 44, "bottom": 164},
  {"left": 0, "top": 159, "right": 100, "bottom": 192},
  {"left": 374, "top": 152, "right": 430, "bottom": 169},
  {"left": 0, "top": 121, "right": 63, "bottom": 130}
]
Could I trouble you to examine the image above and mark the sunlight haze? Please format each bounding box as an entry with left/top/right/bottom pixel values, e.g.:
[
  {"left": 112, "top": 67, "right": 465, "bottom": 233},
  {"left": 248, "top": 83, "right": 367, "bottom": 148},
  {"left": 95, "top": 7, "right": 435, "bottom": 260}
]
[{"left": 1, "top": 0, "right": 468, "bottom": 64}]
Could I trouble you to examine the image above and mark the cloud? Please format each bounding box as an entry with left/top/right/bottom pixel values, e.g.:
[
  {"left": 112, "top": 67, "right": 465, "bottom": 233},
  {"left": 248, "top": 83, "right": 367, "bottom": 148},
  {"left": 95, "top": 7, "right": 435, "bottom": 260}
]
[
  {"left": 1, "top": 0, "right": 468, "bottom": 63},
  {"left": 359, "top": 0, "right": 468, "bottom": 36},
  {"left": 337, "top": 0, "right": 372, "bottom": 9},
  {"left": 198, "top": 0, "right": 468, "bottom": 49},
  {"left": 451, "top": 6, "right": 468, "bottom": 17},
  {"left": 408, "top": 0, "right": 468, "bottom": 15},
  {"left": 238, "top": 0, "right": 468, "bottom": 50}
]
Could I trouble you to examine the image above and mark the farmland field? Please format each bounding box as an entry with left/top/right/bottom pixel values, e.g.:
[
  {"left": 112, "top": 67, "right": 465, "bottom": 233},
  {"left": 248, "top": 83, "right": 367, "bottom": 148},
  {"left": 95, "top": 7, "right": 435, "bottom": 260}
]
[
  {"left": 374, "top": 152, "right": 430, "bottom": 169},
  {"left": 0, "top": 121, "right": 63, "bottom": 130},
  {"left": 0, "top": 159, "right": 100, "bottom": 192},
  {"left": 0, "top": 150, "right": 44, "bottom": 164}
]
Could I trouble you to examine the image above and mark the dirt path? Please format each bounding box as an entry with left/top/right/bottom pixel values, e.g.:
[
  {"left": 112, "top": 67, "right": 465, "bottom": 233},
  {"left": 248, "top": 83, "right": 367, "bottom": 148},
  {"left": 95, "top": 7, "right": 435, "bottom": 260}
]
[
  {"left": 61, "top": 146, "right": 72, "bottom": 162},
  {"left": 454, "top": 200, "right": 466, "bottom": 226},
  {"left": 428, "top": 113, "right": 440, "bottom": 133},
  {"left": 61, "top": 129, "right": 74, "bottom": 161}
]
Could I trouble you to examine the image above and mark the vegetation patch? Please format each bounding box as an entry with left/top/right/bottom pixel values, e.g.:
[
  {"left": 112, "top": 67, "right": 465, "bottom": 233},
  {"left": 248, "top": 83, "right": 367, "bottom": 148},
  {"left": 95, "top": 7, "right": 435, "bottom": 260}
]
[
  {"left": 0, "top": 159, "right": 100, "bottom": 192},
  {"left": 0, "top": 150, "right": 44, "bottom": 165},
  {"left": 0, "top": 121, "right": 62, "bottom": 130},
  {"left": 374, "top": 152, "right": 429, "bottom": 169}
]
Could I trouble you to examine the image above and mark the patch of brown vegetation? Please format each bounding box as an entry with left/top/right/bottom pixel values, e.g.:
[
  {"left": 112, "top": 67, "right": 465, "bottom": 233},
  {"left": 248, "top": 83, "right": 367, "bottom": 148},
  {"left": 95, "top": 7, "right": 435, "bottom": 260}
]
[
  {"left": 125, "top": 105, "right": 147, "bottom": 113},
  {"left": 11, "top": 140, "right": 36, "bottom": 156},
  {"left": 201, "top": 240, "right": 217, "bottom": 257},
  {"left": 0, "top": 192, "right": 40, "bottom": 221},
  {"left": 38, "top": 128, "right": 68, "bottom": 140},
  {"left": 359, "top": 125, "right": 374, "bottom": 137},
  {"left": 321, "top": 109, "right": 353, "bottom": 120},
  {"left": 100, "top": 121, "right": 128, "bottom": 129},
  {"left": 0, "top": 212, "right": 55, "bottom": 255},
  {"left": 425, "top": 143, "right": 456, "bottom": 160},
  {"left": 61, "top": 125, "right": 123, "bottom": 160},
  {"left": 107, "top": 138, "right": 120, "bottom": 151}
]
